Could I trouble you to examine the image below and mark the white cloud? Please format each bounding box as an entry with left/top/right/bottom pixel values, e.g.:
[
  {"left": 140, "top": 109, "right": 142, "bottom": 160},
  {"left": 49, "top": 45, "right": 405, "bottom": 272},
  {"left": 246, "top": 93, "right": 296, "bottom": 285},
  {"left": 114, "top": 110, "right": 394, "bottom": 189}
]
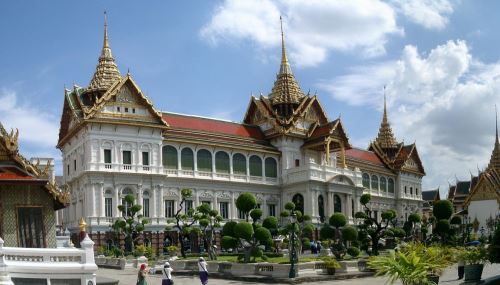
[
  {"left": 201, "top": 0, "right": 401, "bottom": 67},
  {"left": 391, "top": 0, "right": 454, "bottom": 30},
  {"left": 0, "top": 90, "right": 59, "bottom": 157},
  {"left": 318, "top": 40, "right": 500, "bottom": 194}
]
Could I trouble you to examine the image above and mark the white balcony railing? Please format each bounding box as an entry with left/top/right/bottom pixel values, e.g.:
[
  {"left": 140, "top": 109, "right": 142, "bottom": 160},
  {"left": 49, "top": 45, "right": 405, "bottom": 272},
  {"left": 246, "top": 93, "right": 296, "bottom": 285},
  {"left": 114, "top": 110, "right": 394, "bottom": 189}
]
[
  {"left": 163, "top": 169, "right": 279, "bottom": 185},
  {"left": 0, "top": 235, "right": 97, "bottom": 285}
]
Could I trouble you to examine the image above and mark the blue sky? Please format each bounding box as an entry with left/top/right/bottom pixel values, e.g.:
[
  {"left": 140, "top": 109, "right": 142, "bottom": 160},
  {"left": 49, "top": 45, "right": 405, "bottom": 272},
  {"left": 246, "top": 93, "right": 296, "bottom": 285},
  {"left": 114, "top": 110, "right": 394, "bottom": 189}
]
[{"left": 1, "top": 0, "right": 500, "bottom": 196}]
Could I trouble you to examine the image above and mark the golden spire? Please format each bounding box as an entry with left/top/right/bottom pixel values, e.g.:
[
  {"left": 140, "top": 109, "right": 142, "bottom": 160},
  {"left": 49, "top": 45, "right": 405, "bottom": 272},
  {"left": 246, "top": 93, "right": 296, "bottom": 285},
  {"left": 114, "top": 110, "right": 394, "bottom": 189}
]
[
  {"left": 269, "top": 16, "right": 304, "bottom": 112},
  {"left": 375, "top": 87, "right": 398, "bottom": 148},
  {"left": 487, "top": 105, "right": 500, "bottom": 170},
  {"left": 87, "top": 11, "right": 121, "bottom": 94}
]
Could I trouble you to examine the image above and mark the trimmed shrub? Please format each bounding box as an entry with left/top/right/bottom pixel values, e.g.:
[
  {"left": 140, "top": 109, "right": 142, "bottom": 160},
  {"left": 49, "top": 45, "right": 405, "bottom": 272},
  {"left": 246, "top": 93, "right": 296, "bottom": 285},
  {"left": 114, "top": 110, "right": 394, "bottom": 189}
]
[
  {"left": 360, "top": 194, "right": 371, "bottom": 205},
  {"left": 342, "top": 226, "right": 358, "bottom": 241},
  {"left": 254, "top": 226, "right": 272, "bottom": 243},
  {"left": 347, "top": 247, "right": 360, "bottom": 257},
  {"left": 285, "top": 202, "right": 295, "bottom": 211},
  {"left": 355, "top": 211, "right": 368, "bottom": 219},
  {"left": 221, "top": 236, "right": 238, "bottom": 249},
  {"left": 382, "top": 210, "right": 397, "bottom": 221},
  {"left": 250, "top": 209, "right": 263, "bottom": 222},
  {"left": 433, "top": 200, "right": 454, "bottom": 220},
  {"left": 234, "top": 222, "right": 254, "bottom": 241},
  {"left": 408, "top": 213, "right": 421, "bottom": 224},
  {"left": 450, "top": 216, "right": 462, "bottom": 225},
  {"left": 320, "top": 224, "right": 334, "bottom": 240},
  {"left": 236, "top": 193, "right": 257, "bottom": 216},
  {"left": 262, "top": 216, "right": 278, "bottom": 230},
  {"left": 435, "top": 219, "right": 451, "bottom": 235},
  {"left": 329, "top": 213, "right": 347, "bottom": 228},
  {"left": 222, "top": 220, "right": 237, "bottom": 236}
]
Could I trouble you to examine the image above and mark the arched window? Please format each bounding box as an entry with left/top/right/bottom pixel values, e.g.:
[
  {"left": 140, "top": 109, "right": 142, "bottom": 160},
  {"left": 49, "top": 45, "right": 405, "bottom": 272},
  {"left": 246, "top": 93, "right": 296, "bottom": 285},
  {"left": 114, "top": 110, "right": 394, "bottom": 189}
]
[
  {"left": 380, "top": 177, "right": 387, "bottom": 192},
  {"left": 334, "top": 194, "right": 342, "bottom": 213},
  {"left": 265, "top": 157, "right": 277, "bottom": 178},
  {"left": 410, "top": 187, "right": 413, "bottom": 195},
  {"left": 371, "top": 175, "right": 379, "bottom": 190},
  {"left": 351, "top": 199, "right": 355, "bottom": 217},
  {"left": 215, "top": 151, "right": 230, "bottom": 173},
  {"left": 197, "top": 149, "right": 212, "bottom": 172},
  {"left": 415, "top": 188, "right": 419, "bottom": 196},
  {"left": 104, "top": 189, "right": 113, "bottom": 217},
  {"left": 362, "top": 173, "right": 370, "bottom": 188},
  {"left": 318, "top": 195, "right": 325, "bottom": 223},
  {"left": 292, "top": 194, "right": 304, "bottom": 215},
  {"left": 162, "top": 146, "right": 178, "bottom": 169},
  {"left": 388, "top": 178, "right": 395, "bottom": 193},
  {"left": 181, "top": 148, "right": 194, "bottom": 170},
  {"left": 232, "top": 153, "right": 246, "bottom": 175},
  {"left": 142, "top": 191, "right": 150, "bottom": 217},
  {"left": 249, "top": 155, "right": 262, "bottom": 176}
]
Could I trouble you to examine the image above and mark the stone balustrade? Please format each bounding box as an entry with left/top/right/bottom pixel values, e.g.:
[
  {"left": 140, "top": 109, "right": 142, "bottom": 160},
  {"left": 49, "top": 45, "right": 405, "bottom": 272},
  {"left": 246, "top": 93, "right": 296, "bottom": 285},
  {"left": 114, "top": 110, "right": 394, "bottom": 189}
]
[{"left": 0, "top": 235, "right": 97, "bottom": 285}]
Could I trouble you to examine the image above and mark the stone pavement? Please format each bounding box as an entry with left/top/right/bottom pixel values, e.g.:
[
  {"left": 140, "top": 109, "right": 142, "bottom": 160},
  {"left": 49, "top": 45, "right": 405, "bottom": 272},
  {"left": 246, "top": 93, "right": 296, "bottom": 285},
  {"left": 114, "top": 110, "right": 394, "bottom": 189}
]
[{"left": 96, "top": 263, "right": 500, "bottom": 285}]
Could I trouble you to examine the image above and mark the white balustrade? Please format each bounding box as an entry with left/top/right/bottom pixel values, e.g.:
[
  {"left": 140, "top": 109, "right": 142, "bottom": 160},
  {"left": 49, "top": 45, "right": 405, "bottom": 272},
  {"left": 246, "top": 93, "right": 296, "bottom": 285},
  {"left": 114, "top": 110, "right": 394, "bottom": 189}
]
[{"left": 0, "top": 235, "right": 97, "bottom": 285}]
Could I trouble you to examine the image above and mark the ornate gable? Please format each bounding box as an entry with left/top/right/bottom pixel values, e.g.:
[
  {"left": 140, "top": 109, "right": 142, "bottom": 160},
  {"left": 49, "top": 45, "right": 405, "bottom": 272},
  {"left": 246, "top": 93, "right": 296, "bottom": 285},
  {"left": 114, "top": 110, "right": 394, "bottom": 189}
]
[{"left": 84, "top": 75, "right": 168, "bottom": 127}]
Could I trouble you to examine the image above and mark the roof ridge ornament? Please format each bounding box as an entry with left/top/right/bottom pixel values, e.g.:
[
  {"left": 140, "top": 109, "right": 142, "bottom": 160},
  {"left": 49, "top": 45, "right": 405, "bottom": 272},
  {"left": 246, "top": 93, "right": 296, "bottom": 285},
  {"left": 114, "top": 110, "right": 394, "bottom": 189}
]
[
  {"left": 268, "top": 16, "right": 305, "bottom": 117},
  {"left": 487, "top": 105, "right": 500, "bottom": 170},
  {"left": 374, "top": 86, "right": 398, "bottom": 149},
  {"left": 87, "top": 11, "right": 121, "bottom": 94}
]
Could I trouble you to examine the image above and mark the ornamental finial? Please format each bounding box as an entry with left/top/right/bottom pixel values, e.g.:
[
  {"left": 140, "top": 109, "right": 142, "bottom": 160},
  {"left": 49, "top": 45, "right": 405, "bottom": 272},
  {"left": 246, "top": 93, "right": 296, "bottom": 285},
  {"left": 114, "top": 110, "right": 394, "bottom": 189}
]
[{"left": 279, "top": 16, "right": 291, "bottom": 75}]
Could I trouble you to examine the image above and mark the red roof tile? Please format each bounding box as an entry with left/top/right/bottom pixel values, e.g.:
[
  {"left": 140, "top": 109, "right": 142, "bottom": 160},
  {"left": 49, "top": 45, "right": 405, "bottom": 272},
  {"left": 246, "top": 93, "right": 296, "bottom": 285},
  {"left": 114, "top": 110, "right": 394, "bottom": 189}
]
[
  {"left": 162, "top": 113, "right": 265, "bottom": 140},
  {"left": 0, "top": 172, "right": 35, "bottom": 180},
  {"left": 345, "top": 148, "right": 384, "bottom": 166}
]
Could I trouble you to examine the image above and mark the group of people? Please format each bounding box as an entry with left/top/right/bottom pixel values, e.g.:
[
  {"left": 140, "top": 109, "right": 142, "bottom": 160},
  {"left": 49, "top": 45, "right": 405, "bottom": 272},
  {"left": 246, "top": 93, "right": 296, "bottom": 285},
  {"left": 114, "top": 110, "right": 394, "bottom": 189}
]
[
  {"left": 310, "top": 240, "right": 322, "bottom": 254},
  {"left": 136, "top": 257, "right": 209, "bottom": 285}
]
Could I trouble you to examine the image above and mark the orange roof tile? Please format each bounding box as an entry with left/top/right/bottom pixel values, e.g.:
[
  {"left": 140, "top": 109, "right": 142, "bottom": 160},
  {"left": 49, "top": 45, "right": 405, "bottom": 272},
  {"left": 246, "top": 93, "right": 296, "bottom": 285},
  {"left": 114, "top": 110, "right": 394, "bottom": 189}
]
[
  {"left": 345, "top": 148, "right": 384, "bottom": 166},
  {"left": 162, "top": 112, "right": 265, "bottom": 140}
]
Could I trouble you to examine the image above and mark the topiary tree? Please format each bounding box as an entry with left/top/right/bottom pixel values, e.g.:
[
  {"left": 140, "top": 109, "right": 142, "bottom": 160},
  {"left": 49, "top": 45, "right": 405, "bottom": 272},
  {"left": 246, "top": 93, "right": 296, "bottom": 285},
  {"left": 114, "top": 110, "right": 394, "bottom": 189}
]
[
  {"left": 168, "top": 188, "right": 201, "bottom": 258},
  {"left": 279, "top": 202, "right": 313, "bottom": 256},
  {"left": 197, "top": 203, "right": 223, "bottom": 260},
  {"left": 431, "top": 200, "right": 455, "bottom": 244},
  {"left": 112, "top": 193, "right": 148, "bottom": 253},
  {"left": 221, "top": 193, "right": 272, "bottom": 263},
  {"left": 433, "top": 200, "right": 453, "bottom": 220},
  {"left": 262, "top": 216, "right": 279, "bottom": 236},
  {"left": 357, "top": 194, "right": 397, "bottom": 255},
  {"left": 236, "top": 192, "right": 257, "bottom": 221}
]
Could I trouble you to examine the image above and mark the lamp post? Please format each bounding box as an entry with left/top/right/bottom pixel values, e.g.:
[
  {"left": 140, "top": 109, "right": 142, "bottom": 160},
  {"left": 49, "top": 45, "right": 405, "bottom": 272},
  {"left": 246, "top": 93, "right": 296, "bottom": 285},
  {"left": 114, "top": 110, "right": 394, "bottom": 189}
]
[{"left": 289, "top": 210, "right": 297, "bottom": 278}]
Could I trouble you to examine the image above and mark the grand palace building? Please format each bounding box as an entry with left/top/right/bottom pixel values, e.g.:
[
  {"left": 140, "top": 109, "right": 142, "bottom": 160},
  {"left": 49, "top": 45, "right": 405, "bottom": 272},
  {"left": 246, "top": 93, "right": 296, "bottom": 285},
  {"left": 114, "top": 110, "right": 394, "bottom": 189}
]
[{"left": 57, "top": 17, "right": 426, "bottom": 249}]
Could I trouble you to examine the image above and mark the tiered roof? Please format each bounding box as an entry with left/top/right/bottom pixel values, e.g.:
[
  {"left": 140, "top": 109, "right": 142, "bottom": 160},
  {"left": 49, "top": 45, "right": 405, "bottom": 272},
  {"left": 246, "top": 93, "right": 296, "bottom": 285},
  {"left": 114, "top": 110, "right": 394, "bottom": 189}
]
[
  {"left": 87, "top": 12, "right": 121, "bottom": 95},
  {"left": 369, "top": 94, "right": 425, "bottom": 175},
  {"left": 0, "top": 123, "right": 68, "bottom": 209}
]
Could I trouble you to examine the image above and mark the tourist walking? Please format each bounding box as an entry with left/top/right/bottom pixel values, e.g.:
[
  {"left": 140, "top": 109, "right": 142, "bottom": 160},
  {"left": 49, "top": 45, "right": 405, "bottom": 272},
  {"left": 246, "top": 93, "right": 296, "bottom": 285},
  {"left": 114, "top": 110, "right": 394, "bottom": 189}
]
[
  {"left": 316, "top": 241, "right": 322, "bottom": 254},
  {"left": 162, "top": 262, "right": 174, "bottom": 285},
  {"left": 137, "top": 263, "right": 148, "bottom": 285},
  {"left": 198, "top": 257, "right": 209, "bottom": 285},
  {"left": 458, "top": 259, "right": 465, "bottom": 280}
]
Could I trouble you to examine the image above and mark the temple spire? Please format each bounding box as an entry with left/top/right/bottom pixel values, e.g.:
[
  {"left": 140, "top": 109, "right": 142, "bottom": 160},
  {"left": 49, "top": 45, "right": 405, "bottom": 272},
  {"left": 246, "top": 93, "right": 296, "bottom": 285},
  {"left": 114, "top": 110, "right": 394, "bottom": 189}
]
[
  {"left": 488, "top": 105, "right": 500, "bottom": 170},
  {"left": 269, "top": 16, "right": 304, "bottom": 115},
  {"left": 375, "top": 86, "right": 398, "bottom": 148},
  {"left": 87, "top": 11, "right": 121, "bottom": 94},
  {"left": 279, "top": 16, "right": 292, "bottom": 75}
]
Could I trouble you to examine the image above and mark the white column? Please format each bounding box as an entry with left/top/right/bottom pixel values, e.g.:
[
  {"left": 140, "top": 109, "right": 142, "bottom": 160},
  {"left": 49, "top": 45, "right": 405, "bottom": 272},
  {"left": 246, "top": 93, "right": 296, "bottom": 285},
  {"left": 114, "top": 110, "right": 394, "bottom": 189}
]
[
  {"left": 213, "top": 192, "right": 218, "bottom": 211},
  {"left": 137, "top": 186, "right": 143, "bottom": 208},
  {"left": 346, "top": 194, "right": 352, "bottom": 220},
  {"left": 231, "top": 191, "right": 236, "bottom": 219},
  {"left": 195, "top": 190, "right": 200, "bottom": 207},
  {"left": 152, "top": 186, "right": 157, "bottom": 218},
  {"left": 177, "top": 147, "right": 182, "bottom": 171},
  {"left": 100, "top": 183, "right": 105, "bottom": 217},
  {"left": 91, "top": 183, "right": 96, "bottom": 217},
  {"left": 159, "top": 186, "right": 165, "bottom": 218},
  {"left": 261, "top": 156, "right": 265, "bottom": 182},
  {"left": 114, "top": 186, "right": 120, "bottom": 217},
  {"left": 262, "top": 196, "right": 267, "bottom": 218}
]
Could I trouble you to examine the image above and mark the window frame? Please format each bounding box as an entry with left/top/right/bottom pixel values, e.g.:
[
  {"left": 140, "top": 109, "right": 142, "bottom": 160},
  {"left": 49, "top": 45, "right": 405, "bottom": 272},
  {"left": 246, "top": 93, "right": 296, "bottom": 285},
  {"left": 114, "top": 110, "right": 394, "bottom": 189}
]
[{"left": 16, "top": 206, "right": 46, "bottom": 248}]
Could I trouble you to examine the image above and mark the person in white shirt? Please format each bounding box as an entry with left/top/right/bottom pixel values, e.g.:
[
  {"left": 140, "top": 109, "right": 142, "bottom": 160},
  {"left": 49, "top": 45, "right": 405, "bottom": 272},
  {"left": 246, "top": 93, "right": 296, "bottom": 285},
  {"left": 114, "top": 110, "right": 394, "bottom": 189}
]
[
  {"left": 198, "top": 257, "right": 208, "bottom": 285},
  {"left": 162, "top": 262, "right": 173, "bottom": 285}
]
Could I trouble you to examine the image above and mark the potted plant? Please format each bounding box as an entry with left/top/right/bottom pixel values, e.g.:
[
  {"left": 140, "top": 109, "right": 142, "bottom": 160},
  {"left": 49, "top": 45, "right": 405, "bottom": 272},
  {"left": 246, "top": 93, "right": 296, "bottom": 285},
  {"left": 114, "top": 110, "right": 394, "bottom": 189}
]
[
  {"left": 459, "top": 246, "right": 489, "bottom": 282},
  {"left": 167, "top": 245, "right": 178, "bottom": 257},
  {"left": 321, "top": 256, "right": 341, "bottom": 275},
  {"left": 368, "top": 250, "right": 438, "bottom": 285}
]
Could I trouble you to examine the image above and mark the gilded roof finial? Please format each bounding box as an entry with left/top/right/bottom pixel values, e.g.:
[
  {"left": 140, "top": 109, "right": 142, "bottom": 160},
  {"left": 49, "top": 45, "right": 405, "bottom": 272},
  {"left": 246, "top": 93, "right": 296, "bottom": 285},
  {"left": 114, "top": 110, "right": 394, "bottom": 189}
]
[
  {"left": 87, "top": 11, "right": 121, "bottom": 93},
  {"left": 487, "top": 105, "right": 500, "bottom": 170},
  {"left": 279, "top": 16, "right": 291, "bottom": 75},
  {"left": 374, "top": 85, "right": 398, "bottom": 148},
  {"left": 269, "top": 16, "right": 304, "bottom": 108}
]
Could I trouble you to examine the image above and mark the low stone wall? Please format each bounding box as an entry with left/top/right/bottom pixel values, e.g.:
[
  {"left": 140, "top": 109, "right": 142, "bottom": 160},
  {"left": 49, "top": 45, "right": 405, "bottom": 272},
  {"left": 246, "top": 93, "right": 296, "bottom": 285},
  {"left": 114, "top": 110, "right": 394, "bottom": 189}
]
[
  {"left": 95, "top": 257, "right": 126, "bottom": 270},
  {"left": 170, "top": 259, "right": 364, "bottom": 278}
]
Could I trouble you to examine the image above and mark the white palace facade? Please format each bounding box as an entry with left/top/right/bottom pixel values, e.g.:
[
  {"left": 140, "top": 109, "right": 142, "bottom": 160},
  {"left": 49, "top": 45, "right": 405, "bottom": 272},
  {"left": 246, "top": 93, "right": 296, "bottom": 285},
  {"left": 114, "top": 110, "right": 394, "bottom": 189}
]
[{"left": 58, "top": 18, "right": 426, "bottom": 249}]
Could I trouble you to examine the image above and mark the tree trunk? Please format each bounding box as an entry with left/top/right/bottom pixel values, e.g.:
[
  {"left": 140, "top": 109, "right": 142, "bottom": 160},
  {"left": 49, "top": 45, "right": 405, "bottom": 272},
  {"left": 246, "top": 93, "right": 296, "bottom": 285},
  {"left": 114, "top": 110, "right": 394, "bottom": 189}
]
[{"left": 179, "top": 232, "right": 187, "bottom": 258}]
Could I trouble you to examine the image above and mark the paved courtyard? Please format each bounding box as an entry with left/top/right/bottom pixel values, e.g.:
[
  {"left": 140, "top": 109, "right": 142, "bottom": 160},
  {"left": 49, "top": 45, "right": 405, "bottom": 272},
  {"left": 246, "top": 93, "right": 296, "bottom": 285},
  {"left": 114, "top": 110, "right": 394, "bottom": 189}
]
[{"left": 97, "top": 263, "right": 500, "bottom": 285}]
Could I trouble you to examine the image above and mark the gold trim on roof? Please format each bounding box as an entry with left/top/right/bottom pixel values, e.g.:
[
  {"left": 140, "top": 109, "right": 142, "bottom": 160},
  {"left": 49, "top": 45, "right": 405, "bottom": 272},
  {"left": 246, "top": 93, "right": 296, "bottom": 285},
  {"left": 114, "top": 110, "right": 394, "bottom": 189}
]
[
  {"left": 269, "top": 17, "right": 304, "bottom": 107},
  {"left": 375, "top": 93, "right": 398, "bottom": 148},
  {"left": 487, "top": 107, "right": 500, "bottom": 171},
  {"left": 87, "top": 12, "right": 121, "bottom": 93}
]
